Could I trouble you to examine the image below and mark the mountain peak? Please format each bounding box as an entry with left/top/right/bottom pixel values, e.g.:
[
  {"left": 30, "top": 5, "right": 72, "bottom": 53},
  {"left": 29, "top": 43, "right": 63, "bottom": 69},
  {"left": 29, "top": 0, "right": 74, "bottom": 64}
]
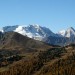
[
  {"left": 68, "top": 27, "right": 74, "bottom": 29},
  {"left": 28, "top": 24, "right": 40, "bottom": 30},
  {"left": 1, "top": 24, "right": 56, "bottom": 41},
  {"left": 29, "top": 24, "right": 40, "bottom": 27},
  {"left": 58, "top": 27, "right": 75, "bottom": 38},
  {"left": 67, "top": 27, "right": 75, "bottom": 31}
]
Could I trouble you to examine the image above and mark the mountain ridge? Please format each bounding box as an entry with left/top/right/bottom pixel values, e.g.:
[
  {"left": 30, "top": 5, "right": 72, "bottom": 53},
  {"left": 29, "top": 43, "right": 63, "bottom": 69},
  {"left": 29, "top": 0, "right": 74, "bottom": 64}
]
[
  {"left": 0, "top": 24, "right": 75, "bottom": 46},
  {"left": 1, "top": 24, "right": 57, "bottom": 41},
  {"left": 0, "top": 31, "right": 51, "bottom": 51},
  {"left": 58, "top": 27, "right": 75, "bottom": 37}
]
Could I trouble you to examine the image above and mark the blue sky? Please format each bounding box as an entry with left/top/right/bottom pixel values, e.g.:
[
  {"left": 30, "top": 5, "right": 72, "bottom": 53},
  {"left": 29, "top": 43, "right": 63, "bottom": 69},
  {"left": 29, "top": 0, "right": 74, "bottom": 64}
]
[{"left": 0, "top": 0, "right": 75, "bottom": 32}]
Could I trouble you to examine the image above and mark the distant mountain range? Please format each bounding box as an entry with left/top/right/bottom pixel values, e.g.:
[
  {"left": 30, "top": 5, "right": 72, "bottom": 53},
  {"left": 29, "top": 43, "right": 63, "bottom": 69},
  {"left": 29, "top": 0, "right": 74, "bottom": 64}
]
[{"left": 0, "top": 24, "right": 75, "bottom": 46}]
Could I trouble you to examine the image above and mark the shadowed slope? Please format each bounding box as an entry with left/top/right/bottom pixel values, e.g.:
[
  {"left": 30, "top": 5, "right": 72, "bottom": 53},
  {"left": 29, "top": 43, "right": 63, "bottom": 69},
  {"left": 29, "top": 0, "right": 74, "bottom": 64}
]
[{"left": 0, "top": 32, "right": 51, "bottom": 51}]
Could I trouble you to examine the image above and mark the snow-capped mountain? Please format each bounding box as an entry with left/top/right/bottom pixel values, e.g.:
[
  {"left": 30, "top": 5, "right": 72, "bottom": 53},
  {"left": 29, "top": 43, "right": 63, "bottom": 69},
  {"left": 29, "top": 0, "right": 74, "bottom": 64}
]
[
  {"left": 1, "top": 24, "right": 56, "bottom": 41},
  {"left": 58, "top": 27, "right": 75, "bottom": 38},
  {"left": 44, "top": 27, "right": 75, "bottom": 46},
  {"left": 1, "top": 25, "right": 75, "bottom": 46}
]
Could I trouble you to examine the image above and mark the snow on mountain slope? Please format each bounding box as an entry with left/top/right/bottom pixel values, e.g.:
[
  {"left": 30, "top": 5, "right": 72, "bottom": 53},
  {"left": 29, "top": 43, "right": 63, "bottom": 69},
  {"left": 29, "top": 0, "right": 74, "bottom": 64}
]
[
  {"left": 66, "top": 27, "right": 75, "bottom": 37},
  {"left": 1, "top": 25, "right": 75, "bottom": 46},
  {"left": 58, "top": 30, "right": 66, "bottom": 37},
  {"left": 0, "top": 29, "right": 4, "bottom": 33},
  {"left": 14, "top": 24, "right": 56, "bottom": 40},
  {"left": 1, "top": 24, "right": 56, "bottom": 41},
  {"left": 58, "top": 27, "right": 75, "bottom": 38}
]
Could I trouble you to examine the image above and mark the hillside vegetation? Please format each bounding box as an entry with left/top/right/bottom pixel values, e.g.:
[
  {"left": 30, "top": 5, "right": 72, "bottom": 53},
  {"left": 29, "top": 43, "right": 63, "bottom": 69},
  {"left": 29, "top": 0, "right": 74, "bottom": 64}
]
[{"left": 0, "top": 32, "right": 74, "bottom": 75}]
